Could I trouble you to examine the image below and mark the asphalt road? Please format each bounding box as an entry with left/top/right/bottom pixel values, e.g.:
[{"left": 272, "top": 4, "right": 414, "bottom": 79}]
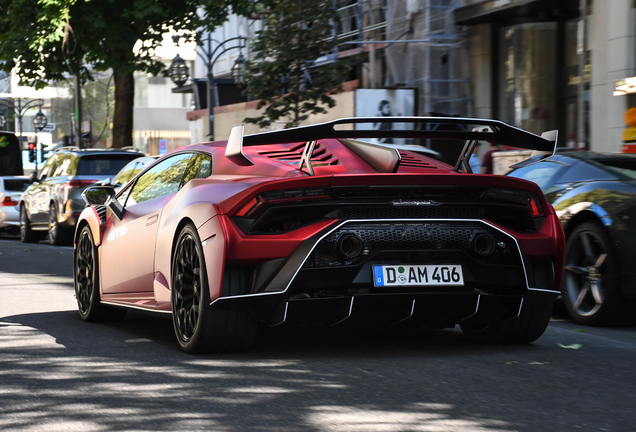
[{"left": 0, "top": 237, "right": 634, "bottom": 431}]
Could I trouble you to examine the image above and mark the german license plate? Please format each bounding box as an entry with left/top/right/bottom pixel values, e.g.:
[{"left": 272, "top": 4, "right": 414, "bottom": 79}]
[{"left": 373, "top": 265, "right": 464, "bottom": 287}]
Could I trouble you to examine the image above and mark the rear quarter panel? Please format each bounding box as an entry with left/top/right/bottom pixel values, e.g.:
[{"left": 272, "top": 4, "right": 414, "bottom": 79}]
[{"left": 152, "top": 179, "right": 256, "bottom": 307}]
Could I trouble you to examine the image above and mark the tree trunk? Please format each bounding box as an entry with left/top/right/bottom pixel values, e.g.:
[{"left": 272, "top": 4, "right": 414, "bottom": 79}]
[{"left": 111, "top": 70, "right": 134, "bottom": 148}]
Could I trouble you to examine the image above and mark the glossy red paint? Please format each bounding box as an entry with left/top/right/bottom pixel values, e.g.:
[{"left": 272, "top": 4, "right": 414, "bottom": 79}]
[{"left": 221, "top": 215, "right": 339, "bottom": 264}]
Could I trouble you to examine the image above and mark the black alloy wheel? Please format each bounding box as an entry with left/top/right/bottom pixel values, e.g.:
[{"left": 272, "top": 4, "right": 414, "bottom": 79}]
[
  {"left": 75, "top": 226, "right": 97, "bottom": 319},
  {"left": 20, "top": 205, "right": 39, "bottom": 243},
  {"left": 75, "top": 225, "right": 126, "bottom": 321},
  {"left": 563, "top": 222, "right": 621, "bottom": 325},
  {"left": 172, "top": 226, "right": 204, "bottom": 347},
  {"left": 172, "top": 223, "right": 258, "bottom": 353}
]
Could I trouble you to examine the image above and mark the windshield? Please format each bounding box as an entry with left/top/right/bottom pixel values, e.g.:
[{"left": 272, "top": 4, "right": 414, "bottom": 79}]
[{"left": 78, "top": 155, "right": 141, "bottom": 176}]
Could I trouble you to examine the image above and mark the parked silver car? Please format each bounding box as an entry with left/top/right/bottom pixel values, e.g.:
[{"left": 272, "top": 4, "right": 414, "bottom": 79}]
[
  {"left": 0, "top": 176, "right": 31, "bottom": 236},
  {"left": 20, "top": 148, "right": 143, "bottom": 245}
]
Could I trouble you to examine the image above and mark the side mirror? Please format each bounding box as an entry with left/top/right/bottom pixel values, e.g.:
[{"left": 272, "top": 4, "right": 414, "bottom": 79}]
[
  {"left": 82, "top": 186, "right": 114, "bottom": 206},
  {"left": 81, "top": 186, "right": 126, "bottom": 221}
]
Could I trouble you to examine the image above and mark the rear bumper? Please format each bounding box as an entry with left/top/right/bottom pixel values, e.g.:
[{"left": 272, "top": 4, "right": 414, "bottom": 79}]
[
  {"left": 210, "top": 289, "right": 558, "bottom": 329},
  {"left": 0, "top": 206, "right": 20, "bottom": 228},
  {"left": 59, "top": 199, "right": 85, "bottom": 228},
  {"left": 211, "top": 217, "right": 562, "bottom": 328}
]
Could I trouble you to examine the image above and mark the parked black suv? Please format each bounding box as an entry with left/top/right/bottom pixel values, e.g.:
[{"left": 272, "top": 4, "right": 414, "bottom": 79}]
[{"left": 20, "top": 147, "right": 144, "bottom": 245}]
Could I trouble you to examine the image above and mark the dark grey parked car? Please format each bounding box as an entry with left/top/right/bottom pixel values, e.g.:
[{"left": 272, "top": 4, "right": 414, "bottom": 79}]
[{"left": 20, "top": 147, "right": 143, "bottom": 245}]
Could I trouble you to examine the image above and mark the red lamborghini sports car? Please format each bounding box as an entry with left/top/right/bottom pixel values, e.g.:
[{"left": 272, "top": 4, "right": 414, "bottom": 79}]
[{"left": 75, "top": 117, "right": 564, "bottom": 353}]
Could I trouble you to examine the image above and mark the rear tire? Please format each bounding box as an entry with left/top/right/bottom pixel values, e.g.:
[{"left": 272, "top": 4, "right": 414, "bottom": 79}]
[
  {"left": 563, "top": 222, "right": 622, "bottom": 325},
  {"left": 48, "top": 203, "right": 68, "bottom": 246},
  {"left": 171, "top": 223, "right": 257, "bottom": 353},
  {"left": 460, "top": 301, "right": 553, "bottom": 344},
  {"left": 75, "top": 225, "right": 127, "bottom": 321},
  {"left": 20, "top": 205, "right": 39, "bottom": 243}
]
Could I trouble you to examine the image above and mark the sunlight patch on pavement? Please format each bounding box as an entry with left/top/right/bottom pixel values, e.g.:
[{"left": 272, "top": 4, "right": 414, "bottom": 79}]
[
  {"left": 0, "top": 272, "right": 74, "bottom": 287},
  {"left": 0, "top": 322, "right": 65, "bottom": 350},
  {"left": 310, "top": 383, "right": 349, "bottom": 389},
  {"left": 185, "top": 359, "right": 300, "bottom": 368},
  {"left": 1, "top": 419, "right": 104, "bottom": 432},
  {"left": 228, "top": 386, "right": 295, "bottom": 394},
  {"left": 125, "top": 338, "right": 153, "bottom": 343},
  {"left": 307, "top": 405, "right": 512, "bottom": 432}
]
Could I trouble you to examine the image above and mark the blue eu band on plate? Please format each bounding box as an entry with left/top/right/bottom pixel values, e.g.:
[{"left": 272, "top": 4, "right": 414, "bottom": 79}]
[{"left": 373, "top": 265, "right": 464, "bottom": 287}]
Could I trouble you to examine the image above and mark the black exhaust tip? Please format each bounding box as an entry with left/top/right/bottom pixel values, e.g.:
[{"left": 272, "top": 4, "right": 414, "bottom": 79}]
[
  {"left": 472, "top": 233, "right": 495, "bottom": 257},
  {"left": 336, "top": 233, "right": 363, "bottom": 260}
]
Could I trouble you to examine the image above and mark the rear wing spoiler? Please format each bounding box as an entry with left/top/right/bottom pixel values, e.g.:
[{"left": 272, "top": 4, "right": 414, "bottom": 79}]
[{"left": 225, "top": 117, "right": 558, "bottom": 173}]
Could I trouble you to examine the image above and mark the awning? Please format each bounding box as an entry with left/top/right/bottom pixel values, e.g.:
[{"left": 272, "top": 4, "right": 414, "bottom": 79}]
[{"left": 455, "top": 0, "right": 579, "bottom": 26}]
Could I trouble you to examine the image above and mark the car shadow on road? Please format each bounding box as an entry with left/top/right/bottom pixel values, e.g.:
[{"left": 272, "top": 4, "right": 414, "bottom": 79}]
[
  {"left": 1, "top": 307, "right": 553, "bottom": 359},
  {"left": 1, "top": 308, "right": 631, "bottom": 431}
]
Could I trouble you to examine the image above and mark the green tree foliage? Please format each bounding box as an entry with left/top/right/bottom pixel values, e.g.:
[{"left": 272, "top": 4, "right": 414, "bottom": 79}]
[
  {"left": 243, "top": 0, "right": 350, "bottom": 129},
  {"left": 0, "top": 0, "right": 251, "bottom": 147}
]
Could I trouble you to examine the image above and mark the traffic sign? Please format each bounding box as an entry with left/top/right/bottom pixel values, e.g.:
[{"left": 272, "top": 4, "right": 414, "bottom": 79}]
[
  {"left": 159, "top": 139, "right": 168, "bottom": 155},
  {"left": 41, "top": 123, "right": 55, "bottom": 132}
]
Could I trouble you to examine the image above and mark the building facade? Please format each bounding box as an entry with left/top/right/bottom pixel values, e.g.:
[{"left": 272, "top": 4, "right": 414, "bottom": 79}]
[
  {"left": 180, "top": 0, "right": 636, "bottom": 154},
  {"left": 457, "top": 0, "right": 636, "bottom": 152},
  {"left": 183, "top": 1, "right": 474, "bottom": 145}
]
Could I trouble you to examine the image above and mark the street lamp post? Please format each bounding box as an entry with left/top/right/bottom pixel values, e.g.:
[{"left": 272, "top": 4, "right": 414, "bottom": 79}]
[
  {"left": 0, "top": 98, "right": 48, "bottom": 145},
  {"left": 170, "top": 35, "right": 247, "bottom": 141},
  {"left": 0, "top": 98, "right": 48, "bottom": 175}
]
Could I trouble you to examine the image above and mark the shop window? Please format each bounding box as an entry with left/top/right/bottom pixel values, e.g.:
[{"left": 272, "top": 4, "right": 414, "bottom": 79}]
[{"left": 498, "top": 23, "right": 557, "bottom": 136}]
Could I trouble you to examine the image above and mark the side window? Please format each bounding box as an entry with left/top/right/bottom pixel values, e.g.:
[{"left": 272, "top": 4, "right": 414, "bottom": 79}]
[
  {"left": 39, "top": 154, "right": 59, "bottom": 180},
  {"left": 181, "top": 153, "right": 212, "bottom": 186},
  {"left": 53, "top": 153, "right": 74, "bottom": 176},
  {"left": 125, "top": 153, "right": 193, "bottom": 206}
]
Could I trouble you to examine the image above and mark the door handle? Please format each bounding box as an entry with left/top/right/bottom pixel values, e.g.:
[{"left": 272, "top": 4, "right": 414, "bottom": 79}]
[{"left": 146, "top": 214, "right": 158, "bottom": 226}]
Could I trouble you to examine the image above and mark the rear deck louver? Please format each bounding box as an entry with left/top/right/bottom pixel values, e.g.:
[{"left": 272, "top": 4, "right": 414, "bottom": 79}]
[
  {"left": 258, "top": 143, "right": 339, "bottom": 167},
  {"left": 398, "top": 151, "right": 438, "bottom": 169}
]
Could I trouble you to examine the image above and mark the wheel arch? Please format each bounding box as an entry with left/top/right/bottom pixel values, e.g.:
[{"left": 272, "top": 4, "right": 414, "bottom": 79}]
[
  {"left": 19, "top": 200, "right": 29, "bottom": 217},
  {"left": 170, "top": 217, "right": 196, "bottom": 272},
  {"left": 154, "top": 200, "right": 225, "bottom": 304},
  {"left": 169, "top": 214, "right": 227, "bottom": 303},
  {"left": 74, "top": 208, "right": 103, "bottom": 248},
  {"left": 563, "top": 209, "right": 613, "bottom": 239},
  {"left": 563, "top": 210, "right": 620, "bottom": 275}
]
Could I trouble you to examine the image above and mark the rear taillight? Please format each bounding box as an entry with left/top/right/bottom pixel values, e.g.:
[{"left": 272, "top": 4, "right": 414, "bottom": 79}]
[
  {"left": 1, "top": 196, "right": 18, "bottom": 206},
  {"left": 66, "top": 179, "right": 98, "bottom": 189},
  {"left": 236, "top": 197, "right": 259, "bottom": 217},
  {"left": 235, "top": 187, "right": 331, "bottom": 218},
  {"left": 484, "top": 187, "right": 544, "bottom": 217}
]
